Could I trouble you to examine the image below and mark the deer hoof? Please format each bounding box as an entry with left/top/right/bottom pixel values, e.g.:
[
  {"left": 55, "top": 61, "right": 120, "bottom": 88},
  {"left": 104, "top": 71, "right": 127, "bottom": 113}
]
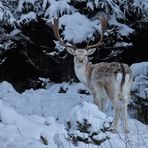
[{"left": 124, "top": 129, "right": 129, "bottom": 133}]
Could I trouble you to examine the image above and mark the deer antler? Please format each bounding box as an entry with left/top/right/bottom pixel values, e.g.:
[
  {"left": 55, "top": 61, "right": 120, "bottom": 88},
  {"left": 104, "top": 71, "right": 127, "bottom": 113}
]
[
  {"left": 86, "top": 12, "right": 108, "bottom": 49},
  {"left": 50, "top": 18, "right": 76, "bottom": 50}
]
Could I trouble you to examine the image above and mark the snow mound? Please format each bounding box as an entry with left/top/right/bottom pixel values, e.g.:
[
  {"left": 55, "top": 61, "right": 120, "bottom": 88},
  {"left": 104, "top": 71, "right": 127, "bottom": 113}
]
[
  {"left": 2, "top": 82, "right": 91, "bottom": 121},
  {"left": 0, "top": 81, "right": 148, "bottom": 147},
  {"left": 130, "top": 62, "right": 148, "bottom": 99},
  {"left": 0, "top": 81, "right": 19, "bottom": 98},
  {"left": 67, "top": 101, "right": 107, "bottom": 133},
  {"left": 130, "top": 62, "right": 148, "bottom": 79},
  {"left": 132, "top": 74, "right": 148, "bottom": 99},
  {"left": 0, "top": 100, "right": 66, "bottom": 148}
]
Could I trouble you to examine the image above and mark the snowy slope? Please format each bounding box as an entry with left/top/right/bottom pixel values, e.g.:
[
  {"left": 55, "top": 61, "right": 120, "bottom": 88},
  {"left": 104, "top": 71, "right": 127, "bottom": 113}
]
[{"left": 0, "top": 79, "right": 147, "bottom": 148}]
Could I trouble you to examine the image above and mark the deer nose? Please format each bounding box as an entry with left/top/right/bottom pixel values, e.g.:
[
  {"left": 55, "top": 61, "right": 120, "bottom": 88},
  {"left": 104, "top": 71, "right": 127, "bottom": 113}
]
[{"left": 79, "top": 59, "right": 84, "bottom": 63}]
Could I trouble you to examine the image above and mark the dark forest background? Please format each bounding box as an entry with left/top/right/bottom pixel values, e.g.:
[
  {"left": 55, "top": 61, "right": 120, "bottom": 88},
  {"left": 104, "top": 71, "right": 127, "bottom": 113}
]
[{"left": 0, "top": 0, "right": 148, "bottom": 92}]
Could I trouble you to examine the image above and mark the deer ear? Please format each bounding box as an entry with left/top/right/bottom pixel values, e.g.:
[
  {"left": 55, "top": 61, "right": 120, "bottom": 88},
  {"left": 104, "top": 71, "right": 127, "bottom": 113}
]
[
  {"left": 67, "top": 47, "right": 75, "bottom": 55},
  {"left": 87, "top": 48, "right": 96, "bottom": 55}
]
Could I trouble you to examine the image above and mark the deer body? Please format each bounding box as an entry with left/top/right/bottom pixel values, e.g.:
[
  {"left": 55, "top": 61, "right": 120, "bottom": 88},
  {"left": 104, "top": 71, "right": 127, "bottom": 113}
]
[
  {"left": 72, "top": 50, "right": 132, "bottom": 132},
  {"left": 50, "top": 12, "right": 133, "bottom": 132}
]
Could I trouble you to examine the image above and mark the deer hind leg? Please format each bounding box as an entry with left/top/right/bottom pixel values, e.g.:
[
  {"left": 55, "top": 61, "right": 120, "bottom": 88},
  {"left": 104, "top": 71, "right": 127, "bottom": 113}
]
[
  {"left": 112, "top": 99, "right": 123, "bottom": 132},
  {"left": 122, "top": 88, "right": 131, "bottom": 132},
  {"left": 122, "top": 74, "right": 132, "bottom": 133},
  {"left": 123, "top": 100, "right": 129, "bottom": 133}
]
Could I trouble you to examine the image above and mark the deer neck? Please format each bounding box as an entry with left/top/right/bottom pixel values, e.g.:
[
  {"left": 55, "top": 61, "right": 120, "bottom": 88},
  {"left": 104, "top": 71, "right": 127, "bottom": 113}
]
[{"left": 74, "top": 62, "right": 93, "bottom": 86}]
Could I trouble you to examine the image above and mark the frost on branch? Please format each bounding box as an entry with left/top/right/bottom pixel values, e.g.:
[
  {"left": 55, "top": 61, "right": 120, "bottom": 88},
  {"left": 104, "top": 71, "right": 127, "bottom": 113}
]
[
  {"left": 18, "top": 11, "right": 37, "bottom": 24},
  {"left": 44, "top": 0, "right": 75, "bottom": 20},
  {"left": 45, "top": 0, "right": 134, "bottom": 48},
  {"left": 0, "top": 1, "right": 16, "bottom": 24},
  {"left": 0, "top": 0, "right": 147, "bottom": 44},
  {"left": 132, "top": 0, "right": 148, "bottom": 21},
  {"left": 17, "top": 0, "right": 37, "bottom": 12}
]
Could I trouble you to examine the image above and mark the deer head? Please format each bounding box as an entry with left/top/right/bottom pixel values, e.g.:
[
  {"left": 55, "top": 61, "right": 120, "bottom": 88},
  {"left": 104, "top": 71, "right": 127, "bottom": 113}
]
[
  {"left": 50, "top": 12, "right": 108, "bottom": 67},
  {"left": 67, "top": 48, "right": 96, "bottom": 66}
]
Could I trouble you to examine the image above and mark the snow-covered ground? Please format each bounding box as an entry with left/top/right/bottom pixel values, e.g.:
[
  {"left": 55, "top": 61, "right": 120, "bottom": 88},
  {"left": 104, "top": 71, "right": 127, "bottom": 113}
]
[{"left": 0, "top": 63, "right": 148, "bottom": 148}]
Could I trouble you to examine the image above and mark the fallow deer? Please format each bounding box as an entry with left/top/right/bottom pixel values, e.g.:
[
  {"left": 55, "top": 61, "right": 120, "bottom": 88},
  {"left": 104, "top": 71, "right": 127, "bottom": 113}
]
[{"left": 50, "top": 12, "right": 133, "bottom": 132}]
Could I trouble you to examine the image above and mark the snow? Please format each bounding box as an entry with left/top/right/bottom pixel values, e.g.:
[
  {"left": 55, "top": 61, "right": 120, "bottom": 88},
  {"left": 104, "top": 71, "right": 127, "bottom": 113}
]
[
  {"left": 133, "top": 0, "right": 148, "bottom": 20},
  {"left": 17, "top": 0, "right": 37, "bottom": 12},
  {"left": 18, "top": 11, "right": 37, "bottom": 23},
  {"left": 46, "top": 9, "right": 134, "bottom": 44},
  {"left": 0, "top": 4, "right": 147, "bottom": 147},
  {"left": 42, "top": 0, "right": 48, "bottom": 10},
  {"left": 0, "top": 99, "right": 66, "bottom": 148},
  {"left": 9, "top": 29, "right": 22, "bottom": 36},
  {"left": 106, "top": 0, "right": 125, "bottom": 19},
  {"left": 0, "top": 12, "right": 3, "bottom": 21},
  {"left": 0, "top": 79, "right": 148, "bottom": 147},
  {"left": 58, "top": 12, "right": 101, "bottom": 43},
  {"left": 130, "top": 62, "right": 148, "bottom": 99},
  {"left": 42, "top": 0, "right": 134, "bottom": 44},
  {"left": 109, "top": 13, "right": 134, "bottom": 36},
  {"left": 87, "top": 1, "right": 94, "bottom": 10},
  {"left": 44, "top": 0, "right": 75, "bottom": 20},
  {"left": 0, "top": 0, "right": 140, "bottom": 48},
  {"left": 132, "top": 74, "right": 148, "bottom": 99},
  {"left": 67, "top": 101, "right": 107, "bottom": 133},
  {"left": 114, "top": 42, "right": 133, "bottom": 47},
  {"left": 130, "top": 62, "right": 148, "bottom": 79},
  {"left": 89, "top": 0, "right": 124, "bottom": 19},
  {"left": 0, "top": 1, "right": 16, "bottom": 24}
]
